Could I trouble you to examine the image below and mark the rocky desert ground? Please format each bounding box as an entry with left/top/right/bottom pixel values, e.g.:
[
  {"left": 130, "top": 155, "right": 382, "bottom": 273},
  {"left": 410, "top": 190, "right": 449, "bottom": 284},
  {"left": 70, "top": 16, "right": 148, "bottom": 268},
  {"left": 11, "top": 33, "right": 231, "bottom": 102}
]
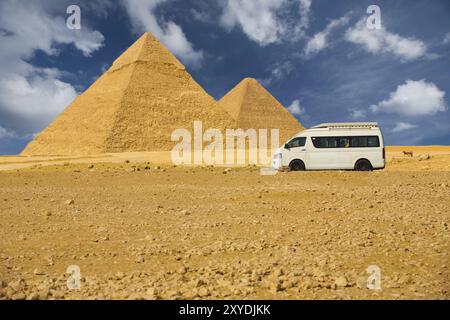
[{"left": 0, "top": 147, "right": 449, "bottom": 300}]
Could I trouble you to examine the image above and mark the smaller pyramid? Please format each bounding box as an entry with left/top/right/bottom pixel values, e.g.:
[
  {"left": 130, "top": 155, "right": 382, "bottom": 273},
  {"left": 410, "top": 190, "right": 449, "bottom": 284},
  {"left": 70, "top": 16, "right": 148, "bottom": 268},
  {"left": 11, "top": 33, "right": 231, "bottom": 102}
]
[{"left": 218, "top": 78, "right": 304, "bottom": 143}]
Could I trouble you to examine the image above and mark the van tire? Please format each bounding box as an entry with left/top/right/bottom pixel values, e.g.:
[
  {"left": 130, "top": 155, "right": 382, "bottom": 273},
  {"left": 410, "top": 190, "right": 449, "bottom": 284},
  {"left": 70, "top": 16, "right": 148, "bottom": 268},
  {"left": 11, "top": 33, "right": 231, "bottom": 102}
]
[
  {"left": 355, "top": 159, "right": 373, "bottom": 171},
  {"left": 289, "top": 160, "right": 306, "bottom": 171}
]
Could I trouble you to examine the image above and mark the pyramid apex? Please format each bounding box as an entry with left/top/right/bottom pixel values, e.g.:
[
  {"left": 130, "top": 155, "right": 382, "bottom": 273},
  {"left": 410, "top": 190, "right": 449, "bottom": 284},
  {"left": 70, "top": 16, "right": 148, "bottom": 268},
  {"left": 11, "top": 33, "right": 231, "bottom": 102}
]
[
  {"left": 110, "top": 31, "right": 185, "bottom": 71},
  {"left": 241, "top": 77, "right": 259, "bottom": 85},
  {"left": 140, "top": 31, "right": 157, "bottom": 40}
]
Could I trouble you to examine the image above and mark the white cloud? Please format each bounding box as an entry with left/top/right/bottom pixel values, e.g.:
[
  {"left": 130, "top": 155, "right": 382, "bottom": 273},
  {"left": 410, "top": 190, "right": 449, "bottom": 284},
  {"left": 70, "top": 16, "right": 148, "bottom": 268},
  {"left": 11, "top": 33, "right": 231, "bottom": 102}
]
[
  {"left": 220, "top": 0, "right": 287, "bottom": 46},
  {"left": 392, "top": 122, "right": 417, "bottom": 133},
  {"left": 370, "top": 80, "right": 446, "bottom": 116},
  {"left": 292, "top": 0, "right": 312, "bottom": 40},
  {"left": 345, "top": 19, "right": 427, "bottom": 61},
  {"left": 0, "top": 126, "right": 16, "bottom": 139},
  {"left": 443, "top": 32, "right": 450, "bottom": 45},
  {"left": 259, "top": 61, "right": 294, "bottom": 86},
  {"left": 350, "top": 108, "right": 367, "bottom": 120},
  {"left": 304, "top": 15, "right": 350, "bottom": 57},
  {"left": 219, "top": 0, "right": 312, "bottom": 46},
  {"left": 122, "top": 0, "right": 203, "bottom": 68},
  {"left": 0, "top": 0, "right": 104, "bottom": 138},
  {"left": 287, "top": 99, "right": 306, "bottom": 116}
]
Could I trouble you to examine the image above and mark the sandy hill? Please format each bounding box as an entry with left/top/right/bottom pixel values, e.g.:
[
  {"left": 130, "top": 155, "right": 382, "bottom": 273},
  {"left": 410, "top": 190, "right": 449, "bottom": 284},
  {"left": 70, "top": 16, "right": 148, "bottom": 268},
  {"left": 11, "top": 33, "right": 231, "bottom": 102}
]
[
  {"left": 22, "top": 32, "right": 235, "bottom": 156},
  {"left": 218, "top": 78, "right": 304, "bottom": 144}
]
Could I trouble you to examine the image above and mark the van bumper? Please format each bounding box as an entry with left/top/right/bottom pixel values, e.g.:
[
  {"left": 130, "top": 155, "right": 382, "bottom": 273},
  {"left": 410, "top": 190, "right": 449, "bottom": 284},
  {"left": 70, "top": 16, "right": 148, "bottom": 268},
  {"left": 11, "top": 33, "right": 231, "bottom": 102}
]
[
  {"left": 272, "top": 159, "right": 282, "bottom": 170},
  {"left": 373, "top": 161, "right": 386, "bottom": 170}
]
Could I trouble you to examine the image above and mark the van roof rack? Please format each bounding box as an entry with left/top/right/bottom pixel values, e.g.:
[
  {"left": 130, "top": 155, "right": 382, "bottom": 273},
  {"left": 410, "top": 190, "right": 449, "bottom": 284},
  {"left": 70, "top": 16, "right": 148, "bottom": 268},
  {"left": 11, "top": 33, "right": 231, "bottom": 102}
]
[{"left": 312, "top": 122, "right": 379, "bottom": 129}]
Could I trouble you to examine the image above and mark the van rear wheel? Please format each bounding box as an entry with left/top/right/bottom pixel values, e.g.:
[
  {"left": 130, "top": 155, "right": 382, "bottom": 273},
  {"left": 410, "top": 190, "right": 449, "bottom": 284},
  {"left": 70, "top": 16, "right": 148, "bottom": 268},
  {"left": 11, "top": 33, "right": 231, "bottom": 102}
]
[
  {"left": 355, "top": 159, "right": 373, "bottom": 171},
  {"left": 289, "top": 160, "right": 305, "bottom": 171}
]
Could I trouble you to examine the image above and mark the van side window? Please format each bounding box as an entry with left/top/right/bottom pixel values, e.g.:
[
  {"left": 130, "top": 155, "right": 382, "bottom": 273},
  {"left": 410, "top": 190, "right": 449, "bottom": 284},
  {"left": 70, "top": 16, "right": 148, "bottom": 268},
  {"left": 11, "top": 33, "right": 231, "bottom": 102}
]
[
  {"left": 350, "top": 136, "right": 368, "bottom": 148},
  {"left": 367, "top": 136, "right": 380, "bottom": 147},
  {"left": 313, "top": 136, "right": 380, "bottom": 148},
  {"left": 312, "top": 137, "right": 337, "bottom": 148},
  {"left": 339, "top": 137, "right": 350, "bottom": 148},
  {"left": 286, "top": 137, "right": 306, "bottom": 149}
]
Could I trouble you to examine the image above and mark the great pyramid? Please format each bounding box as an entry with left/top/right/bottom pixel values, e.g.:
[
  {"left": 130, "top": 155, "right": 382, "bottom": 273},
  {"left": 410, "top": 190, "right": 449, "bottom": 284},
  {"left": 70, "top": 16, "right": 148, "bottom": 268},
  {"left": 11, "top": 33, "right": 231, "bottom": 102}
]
[
  {"left": 22, "top": 32, "right": 235, "bottom": 156},
  {"left": 218, "top": 78, "right": 304, "bottom": 143}
]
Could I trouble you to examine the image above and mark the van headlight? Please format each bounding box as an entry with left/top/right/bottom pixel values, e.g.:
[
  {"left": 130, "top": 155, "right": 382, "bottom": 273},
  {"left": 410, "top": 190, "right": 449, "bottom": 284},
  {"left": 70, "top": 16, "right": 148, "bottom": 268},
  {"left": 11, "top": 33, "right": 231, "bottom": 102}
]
[{"left": 274, "top": 153, "right": 282, "bottom": 160}]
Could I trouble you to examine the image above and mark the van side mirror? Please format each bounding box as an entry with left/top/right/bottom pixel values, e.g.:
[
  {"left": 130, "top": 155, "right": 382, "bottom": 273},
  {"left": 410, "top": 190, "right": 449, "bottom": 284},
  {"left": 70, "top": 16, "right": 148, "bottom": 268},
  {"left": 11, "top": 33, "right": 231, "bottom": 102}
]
[{"left": 284, "top": 144, "right": 290, "bottom": 150}]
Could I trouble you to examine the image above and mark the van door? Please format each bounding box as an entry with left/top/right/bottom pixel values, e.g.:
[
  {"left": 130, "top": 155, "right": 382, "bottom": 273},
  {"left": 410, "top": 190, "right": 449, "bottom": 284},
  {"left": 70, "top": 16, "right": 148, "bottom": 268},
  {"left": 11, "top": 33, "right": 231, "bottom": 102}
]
[
  {"left": 283, "top": 137, "right": 307, "bottom": 167},
  {"left": 308, "top": 137, "right": 339, "bottom": 170}
]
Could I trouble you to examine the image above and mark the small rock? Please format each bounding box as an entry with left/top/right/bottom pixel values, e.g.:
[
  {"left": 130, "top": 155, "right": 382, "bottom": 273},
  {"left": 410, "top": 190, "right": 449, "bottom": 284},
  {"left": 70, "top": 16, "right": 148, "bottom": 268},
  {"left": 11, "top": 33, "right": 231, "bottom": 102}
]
[
  {"left": 12, "top": 293, "right": 26, "bottom": 300},
  {"left": 33, "top": 268, "right": 45, "bottom": 276},
  {"left": 418, "top": 154, "right": 431, "bottom": 161},
  {"left": 65, "top": 199, "right": 75, "bottom": 205},
  {"left": 146, "top": 288, "right": 158, "bottom": 300},
  {"left": 335, "top": 276, "right": 348, "bottom": 288},
  {"left": 269, "top": 281, "right": 282, "bottom": 293},
  {"left": 198, "top": 287, "right": 210, "bottom": 297},
  {"left": 356, "top": 277, "right": 367, "bottom": 289},
  {"left": 180, "top": 210, "right": 190, "bottom": 216},
  {"left": 8, "top": 279, "right": 25, "bottom": 291},
  {"left": 178, "top": 266, "right": 188, "bottom": 275},
  {"left": 135, "top": 256, "right": 145, "bottom": 263},
  {"left": 115, "top": 272, "right": 125, "bottom": 280}
]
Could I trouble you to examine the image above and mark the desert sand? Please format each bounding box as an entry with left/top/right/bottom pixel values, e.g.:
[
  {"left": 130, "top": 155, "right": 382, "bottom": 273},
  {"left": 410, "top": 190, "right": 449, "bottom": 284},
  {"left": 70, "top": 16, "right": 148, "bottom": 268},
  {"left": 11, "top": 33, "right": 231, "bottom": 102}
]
[{"left": 0, "top": 147, "right": 449, "bottom": 300}]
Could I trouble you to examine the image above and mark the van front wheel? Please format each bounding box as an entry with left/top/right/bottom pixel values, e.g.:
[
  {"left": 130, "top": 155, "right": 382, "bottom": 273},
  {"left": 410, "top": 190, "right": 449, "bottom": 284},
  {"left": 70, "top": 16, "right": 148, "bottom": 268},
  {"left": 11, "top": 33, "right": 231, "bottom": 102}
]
[
  {"left": 289, "top": 160, "right": 306, "bottom": 171},
  {"left": 355, "top": 159, "right": 373, "bottom": 171}
]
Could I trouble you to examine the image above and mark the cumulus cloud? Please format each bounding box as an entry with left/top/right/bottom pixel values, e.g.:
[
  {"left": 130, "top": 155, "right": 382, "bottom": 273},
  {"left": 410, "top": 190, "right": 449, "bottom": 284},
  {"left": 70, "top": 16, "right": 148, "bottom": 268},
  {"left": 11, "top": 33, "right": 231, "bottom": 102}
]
[
  {"left": 370, "top": 80, "right": 446, "bottom": 116},
  {"left": 220, "top": 0, "right": 287, "bottom": 46},
  {"left": 287, "top": 99, "right": 306, "bottom": 116},
  {"left": 219, "top": 0, "right": 312, "bottom": 46},
  {"left": 345, "top": 19, "right": 427, "bottom": 61},
  {"left": 443, "top": 32, "right": 450, "bottom": 45},
  {"left": 304, "top": 15, "right": 350, "bottom": 57},
  {"left": 392, "top": 122, "right": 417, "bottom": 133},
  {"left": 122, "top": 0, "right": 203, "bottom": 68},
  {"left": 0, "top": 0, "right": 104, "bottom": 139}
]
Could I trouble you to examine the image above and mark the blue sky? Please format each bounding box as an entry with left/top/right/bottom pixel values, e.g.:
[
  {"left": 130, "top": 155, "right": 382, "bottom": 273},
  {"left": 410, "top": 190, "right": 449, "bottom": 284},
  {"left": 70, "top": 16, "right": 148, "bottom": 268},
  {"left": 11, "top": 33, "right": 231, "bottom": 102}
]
[{"left": 0, "top": 0, "right": 449, "bottom": 155}]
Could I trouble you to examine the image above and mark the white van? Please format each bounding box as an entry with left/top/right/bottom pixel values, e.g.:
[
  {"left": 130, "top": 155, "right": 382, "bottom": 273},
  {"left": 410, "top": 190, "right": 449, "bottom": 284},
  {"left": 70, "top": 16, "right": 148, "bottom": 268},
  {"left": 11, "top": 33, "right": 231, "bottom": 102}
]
[{"left": 272, "top": 123, "right": 385, "bottom": 171}]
